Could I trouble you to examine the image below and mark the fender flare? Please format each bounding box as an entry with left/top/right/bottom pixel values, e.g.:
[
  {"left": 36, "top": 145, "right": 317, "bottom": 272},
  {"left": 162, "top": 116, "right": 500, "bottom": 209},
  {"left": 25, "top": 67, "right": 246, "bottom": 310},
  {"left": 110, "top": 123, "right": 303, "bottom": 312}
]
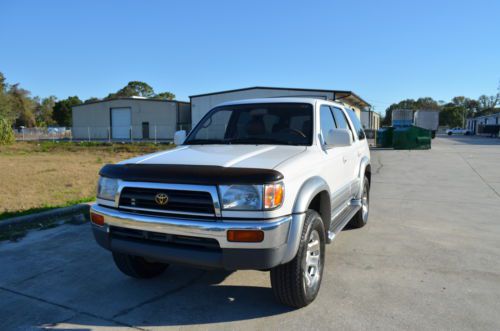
[
  {"left": 356, "top": 156, "right": 371, "bottom": 199},
  {"left": 281, "top": 177, "right": 331, "bottom": 264},
  {"left": 292, "top": 176, "right": 330, "bottom": 214}
]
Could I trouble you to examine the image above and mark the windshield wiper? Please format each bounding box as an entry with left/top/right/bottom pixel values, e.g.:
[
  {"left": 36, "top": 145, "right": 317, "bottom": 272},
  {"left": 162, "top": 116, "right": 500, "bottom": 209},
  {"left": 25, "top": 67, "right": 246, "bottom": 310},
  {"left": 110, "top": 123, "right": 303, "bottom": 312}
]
[{"left": 184, "top": 139, "right": 228, "bottom": 145}]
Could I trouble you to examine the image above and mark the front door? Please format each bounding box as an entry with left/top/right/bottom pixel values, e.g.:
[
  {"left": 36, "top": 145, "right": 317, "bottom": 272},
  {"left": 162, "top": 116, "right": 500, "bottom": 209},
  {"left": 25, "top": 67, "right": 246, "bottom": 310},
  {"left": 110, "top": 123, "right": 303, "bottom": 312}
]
[
  {"left": 318, "top": 105, "right": 353, "bottom": 216},
  {"left": 331, "top": 106, "right": 358, "bottom": 199}
]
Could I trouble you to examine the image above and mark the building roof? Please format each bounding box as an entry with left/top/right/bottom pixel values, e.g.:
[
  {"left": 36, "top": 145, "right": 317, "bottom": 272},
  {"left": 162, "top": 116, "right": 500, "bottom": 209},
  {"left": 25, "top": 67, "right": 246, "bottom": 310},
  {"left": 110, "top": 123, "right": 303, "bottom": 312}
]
[
  {"left": 73, "top": 97, "right": 189, "bottom": 108},
  {"left": 189, "top": 86, "right": 371, "bottom": 109}
]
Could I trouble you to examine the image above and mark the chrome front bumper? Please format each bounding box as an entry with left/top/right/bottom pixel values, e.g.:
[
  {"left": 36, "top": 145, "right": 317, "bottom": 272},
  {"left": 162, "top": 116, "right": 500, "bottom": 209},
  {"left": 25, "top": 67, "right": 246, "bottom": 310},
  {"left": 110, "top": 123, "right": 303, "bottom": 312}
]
[
  {"left": 90, "top": 204, "right": 305, "bottom": 269},
  {"left": 90, "top": 204, "right": 298, "bottom": 250}
]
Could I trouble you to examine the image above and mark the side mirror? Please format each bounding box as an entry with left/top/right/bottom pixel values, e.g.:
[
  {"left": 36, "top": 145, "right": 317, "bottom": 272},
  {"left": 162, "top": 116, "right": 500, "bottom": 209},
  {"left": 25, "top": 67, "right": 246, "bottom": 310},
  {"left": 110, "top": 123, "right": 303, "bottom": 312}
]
[
  {"left": 324, "top": 128, "right": 352, "bottom": 148},
  {"left": 174, "top": 130, "right": 187, "bottom": 145}
]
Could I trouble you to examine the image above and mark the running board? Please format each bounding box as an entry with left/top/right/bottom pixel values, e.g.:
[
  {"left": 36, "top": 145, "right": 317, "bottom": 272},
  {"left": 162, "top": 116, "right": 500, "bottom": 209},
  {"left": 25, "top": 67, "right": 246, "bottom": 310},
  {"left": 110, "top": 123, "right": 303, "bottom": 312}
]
[{"left": 326, "top": 199, "right": 362, "bottom": 244}]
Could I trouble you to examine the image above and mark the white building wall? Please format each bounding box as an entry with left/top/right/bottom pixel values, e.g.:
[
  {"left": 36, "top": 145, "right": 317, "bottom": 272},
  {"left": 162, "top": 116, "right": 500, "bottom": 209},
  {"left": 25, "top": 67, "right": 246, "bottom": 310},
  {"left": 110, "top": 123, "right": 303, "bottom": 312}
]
[
  {"left": 72, "top": 99, "right": 185, "bottom": 140},
  {"left": 360, "top": 111, "right": 381, "bottom": 130}
]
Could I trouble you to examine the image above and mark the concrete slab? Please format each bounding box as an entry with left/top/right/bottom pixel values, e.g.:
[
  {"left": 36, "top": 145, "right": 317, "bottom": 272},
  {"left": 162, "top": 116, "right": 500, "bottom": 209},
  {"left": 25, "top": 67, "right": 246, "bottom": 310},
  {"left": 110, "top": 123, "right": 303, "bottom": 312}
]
[{"left": 1, "top": 136, "right": 499, "bottom": 330}]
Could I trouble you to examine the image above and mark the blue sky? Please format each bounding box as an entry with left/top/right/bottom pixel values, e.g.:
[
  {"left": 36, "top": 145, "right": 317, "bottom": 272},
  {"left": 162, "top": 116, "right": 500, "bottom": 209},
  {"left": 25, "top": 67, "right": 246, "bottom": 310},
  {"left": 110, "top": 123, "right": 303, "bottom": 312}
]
[{"left": 1, "top": 0, "right": 499, "bottom": 113}]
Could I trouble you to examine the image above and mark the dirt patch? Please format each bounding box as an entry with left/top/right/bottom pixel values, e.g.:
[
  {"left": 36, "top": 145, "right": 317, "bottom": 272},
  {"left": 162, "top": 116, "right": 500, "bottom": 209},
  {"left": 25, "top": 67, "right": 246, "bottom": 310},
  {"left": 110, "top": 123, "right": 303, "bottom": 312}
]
[{"left": 0, "top": 141, "right": 173, "bottom": 215}]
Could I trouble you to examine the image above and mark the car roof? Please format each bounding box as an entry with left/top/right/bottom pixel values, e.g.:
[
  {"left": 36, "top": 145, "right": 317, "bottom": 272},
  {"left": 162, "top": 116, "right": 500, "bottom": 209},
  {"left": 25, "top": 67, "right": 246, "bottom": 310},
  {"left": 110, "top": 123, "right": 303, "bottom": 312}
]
[{"left": 216, "top": 97, "right": 346, "bottom": 108}]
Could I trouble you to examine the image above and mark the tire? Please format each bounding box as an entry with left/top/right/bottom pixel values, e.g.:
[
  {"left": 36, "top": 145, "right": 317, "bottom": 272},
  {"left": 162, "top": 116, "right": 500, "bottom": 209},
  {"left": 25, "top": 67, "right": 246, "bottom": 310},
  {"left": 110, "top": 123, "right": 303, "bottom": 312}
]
[
  {"left": 112, "top": 252, "right": 169, "bottom": 278},
  {"left": 448, "top": 132, "right": 452, "bottom": 136},
  {"left": 349, "top": 176, "right": 370, "bottom": 229},
  {"left": 270, "top": 210, "right": 325, "bottom": 308}
]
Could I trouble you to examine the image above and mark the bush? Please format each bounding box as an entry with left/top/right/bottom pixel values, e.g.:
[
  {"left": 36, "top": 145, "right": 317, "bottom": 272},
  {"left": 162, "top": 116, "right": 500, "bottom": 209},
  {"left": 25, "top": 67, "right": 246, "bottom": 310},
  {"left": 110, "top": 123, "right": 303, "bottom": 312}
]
[{"left": 0, "top": 117, "right": 15, "bottom": 145}]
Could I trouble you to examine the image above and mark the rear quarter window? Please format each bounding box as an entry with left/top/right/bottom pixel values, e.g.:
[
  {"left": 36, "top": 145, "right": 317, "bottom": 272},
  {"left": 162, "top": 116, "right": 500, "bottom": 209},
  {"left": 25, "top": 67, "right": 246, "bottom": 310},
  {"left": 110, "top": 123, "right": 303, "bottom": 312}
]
[{"left": 345, "top": 108, "right": 366, "bottom": 140}]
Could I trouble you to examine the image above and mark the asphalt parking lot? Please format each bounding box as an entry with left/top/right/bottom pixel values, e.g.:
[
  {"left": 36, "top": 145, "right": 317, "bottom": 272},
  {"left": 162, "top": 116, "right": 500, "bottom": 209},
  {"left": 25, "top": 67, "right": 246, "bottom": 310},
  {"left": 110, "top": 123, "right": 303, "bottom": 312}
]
[{"left": 1, "top": 135, "right": 500, "bottom": 331}]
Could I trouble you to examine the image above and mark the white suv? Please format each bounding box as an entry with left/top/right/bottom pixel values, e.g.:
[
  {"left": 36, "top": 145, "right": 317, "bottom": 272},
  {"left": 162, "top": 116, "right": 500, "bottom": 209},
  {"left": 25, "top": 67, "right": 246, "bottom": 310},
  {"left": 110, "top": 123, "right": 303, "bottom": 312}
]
[{"left": 90, "top": 98, "right": 371, "bottom": 308}]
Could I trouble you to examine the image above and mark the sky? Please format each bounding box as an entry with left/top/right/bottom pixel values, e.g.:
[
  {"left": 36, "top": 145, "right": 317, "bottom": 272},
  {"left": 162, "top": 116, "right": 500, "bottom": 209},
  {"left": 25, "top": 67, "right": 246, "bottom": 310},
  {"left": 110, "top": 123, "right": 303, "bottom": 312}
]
[{"left": 0, "top": 0, "right": 499, "bottom": 113}]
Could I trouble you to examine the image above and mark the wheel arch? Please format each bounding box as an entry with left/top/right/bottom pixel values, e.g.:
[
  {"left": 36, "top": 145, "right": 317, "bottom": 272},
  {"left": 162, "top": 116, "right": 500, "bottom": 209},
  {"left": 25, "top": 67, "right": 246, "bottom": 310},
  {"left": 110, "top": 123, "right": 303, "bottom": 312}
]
[
  {"left": 292, "top": 176, "right": 331, "bottom": 237},
  {"left": 356, "top": 156, "right": 371, "bottom": 198}
]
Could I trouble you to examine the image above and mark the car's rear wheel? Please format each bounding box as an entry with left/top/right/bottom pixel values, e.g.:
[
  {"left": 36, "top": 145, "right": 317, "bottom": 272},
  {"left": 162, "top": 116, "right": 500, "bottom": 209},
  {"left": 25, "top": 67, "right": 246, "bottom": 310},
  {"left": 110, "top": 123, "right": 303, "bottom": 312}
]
[
  {"left": 349, "top": 176, "right": 370, "bottom": 228},
  {"left": 270, "top": 210, "right": 325, "bottom": 308},
  {"left": 112, "top": 252, "right": 169, "bottom": 278}
]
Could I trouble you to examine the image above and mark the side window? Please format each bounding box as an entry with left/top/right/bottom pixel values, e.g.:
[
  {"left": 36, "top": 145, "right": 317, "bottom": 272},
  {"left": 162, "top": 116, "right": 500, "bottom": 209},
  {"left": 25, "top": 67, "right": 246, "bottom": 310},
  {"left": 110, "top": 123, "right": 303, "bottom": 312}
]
[
  {"left": 331, "top": 107, "right": 354, "bottom": 140},
  {"left": 345, "top": 108, "right": 366, "bottom": 140},
  {"left": 319, "top": 105, "right": 336, "bottom": 144}
]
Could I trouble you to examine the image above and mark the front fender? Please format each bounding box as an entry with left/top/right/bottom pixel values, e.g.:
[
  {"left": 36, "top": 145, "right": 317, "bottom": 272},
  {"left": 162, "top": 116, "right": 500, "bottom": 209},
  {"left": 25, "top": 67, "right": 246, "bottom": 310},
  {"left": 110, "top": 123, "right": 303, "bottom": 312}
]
[
  {"left": 292, "top": 176, "right": 330, "bottom": 214},
  {"left": 280, "top": 177, "right": 330, "bottom": 264}
]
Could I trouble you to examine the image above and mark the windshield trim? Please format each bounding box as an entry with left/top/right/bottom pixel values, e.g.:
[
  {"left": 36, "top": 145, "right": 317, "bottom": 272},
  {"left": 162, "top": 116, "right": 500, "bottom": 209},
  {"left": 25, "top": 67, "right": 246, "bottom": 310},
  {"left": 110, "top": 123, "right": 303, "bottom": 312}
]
[{"left": 184, "top": 102, "right": 314, "bottom": 146}]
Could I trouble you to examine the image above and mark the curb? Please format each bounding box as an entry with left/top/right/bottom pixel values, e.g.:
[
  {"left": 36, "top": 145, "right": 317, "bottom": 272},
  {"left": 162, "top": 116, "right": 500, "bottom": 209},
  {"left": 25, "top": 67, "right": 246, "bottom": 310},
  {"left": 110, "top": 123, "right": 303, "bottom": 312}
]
[{"left": 0, "top": 203, "right": 92, "bottom": 230}]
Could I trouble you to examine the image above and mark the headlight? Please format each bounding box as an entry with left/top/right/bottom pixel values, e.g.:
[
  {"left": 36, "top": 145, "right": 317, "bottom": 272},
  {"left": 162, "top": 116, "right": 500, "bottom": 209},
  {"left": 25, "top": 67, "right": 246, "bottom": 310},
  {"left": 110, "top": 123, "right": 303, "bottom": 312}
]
[
  {"left": 219, "top": 182, "right": 284, "bottom": 211},
  {"left": 97, "top": 177, "right": 119, "bottom": 201},
  {"left": 219, "top": 185, "right": 262, "bottom": 210}
]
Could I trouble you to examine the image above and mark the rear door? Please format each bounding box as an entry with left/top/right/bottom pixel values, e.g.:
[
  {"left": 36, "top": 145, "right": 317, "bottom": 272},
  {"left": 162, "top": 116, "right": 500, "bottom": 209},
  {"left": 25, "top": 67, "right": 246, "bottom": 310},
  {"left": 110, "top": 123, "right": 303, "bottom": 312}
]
[
  {"left": 111, "top": 108, "right": 131, "bottom": 139},
  {"left": 344, "top": 107, "right": 369, "bottom": 196}
]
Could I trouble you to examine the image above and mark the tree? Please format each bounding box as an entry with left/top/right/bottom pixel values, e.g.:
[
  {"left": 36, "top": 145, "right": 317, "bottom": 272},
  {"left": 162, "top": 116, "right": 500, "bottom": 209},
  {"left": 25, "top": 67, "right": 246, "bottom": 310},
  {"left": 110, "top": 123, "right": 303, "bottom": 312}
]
[
  {"left": 452, "top": 96, "right": 480, "bottom": 117},
  {"left": 9, "top": 84, "right": 36, "bottom": 127},
  {"left": 440, "top": 103, "right": 465, "bottom": 127},
  {"left": 107, "top": 81, "right": 155, "bottom": 99},
  {"left": 154, "top": 91, "right": 176, "bottom": 100},
  {"left": 53, "top": 96, "right": 82, "bottom": 126},
  {"left": 0, "top": 72, "right": 14, "bottom": 122},
  {"left": 84, "top": 97, "right": 100, "bottom": 103},
  {"left": 35, "top": 96, "right": 57, "bottom": 126},
  {"left": 0, "top": 116, "right": 15, "bottom": 145},
  {"left": 477, "top": 94, "right": 499, "bottom": 111}
]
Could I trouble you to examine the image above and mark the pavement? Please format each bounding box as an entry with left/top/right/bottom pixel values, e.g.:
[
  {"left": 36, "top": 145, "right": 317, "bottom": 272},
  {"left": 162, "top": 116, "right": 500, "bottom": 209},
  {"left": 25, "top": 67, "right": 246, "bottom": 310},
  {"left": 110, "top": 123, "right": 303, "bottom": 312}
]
[{"left": 1, "top": 135, "right": 500, "bottom": 331}]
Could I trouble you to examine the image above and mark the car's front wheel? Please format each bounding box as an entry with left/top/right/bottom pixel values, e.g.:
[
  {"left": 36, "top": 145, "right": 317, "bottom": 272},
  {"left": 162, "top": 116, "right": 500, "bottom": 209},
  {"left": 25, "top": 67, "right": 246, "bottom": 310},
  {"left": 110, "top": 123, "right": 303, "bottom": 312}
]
[
  {"left": 112, "top": 252, "right": 169, "bottom": 278},
  {"left": 448, "top": 132, "right": 452, "bottom": 136},
  {"left": 270, "top": 210, "right": 325, "bottom": 308}
]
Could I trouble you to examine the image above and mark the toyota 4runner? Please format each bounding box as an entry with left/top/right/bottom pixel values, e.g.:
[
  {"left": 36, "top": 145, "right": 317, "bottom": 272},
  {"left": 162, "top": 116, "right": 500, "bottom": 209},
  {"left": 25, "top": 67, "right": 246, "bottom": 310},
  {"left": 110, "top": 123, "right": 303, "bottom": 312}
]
[{"left": 90, "top": 98, "right": 371, "bottom": 308}]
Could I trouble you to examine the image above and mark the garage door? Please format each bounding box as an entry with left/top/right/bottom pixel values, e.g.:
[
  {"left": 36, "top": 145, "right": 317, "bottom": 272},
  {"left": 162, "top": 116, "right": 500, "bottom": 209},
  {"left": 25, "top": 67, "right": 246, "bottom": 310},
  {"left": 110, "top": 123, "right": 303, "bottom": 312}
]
[{"left": 111, "top": 108, "right": 131, "bottom": 139}]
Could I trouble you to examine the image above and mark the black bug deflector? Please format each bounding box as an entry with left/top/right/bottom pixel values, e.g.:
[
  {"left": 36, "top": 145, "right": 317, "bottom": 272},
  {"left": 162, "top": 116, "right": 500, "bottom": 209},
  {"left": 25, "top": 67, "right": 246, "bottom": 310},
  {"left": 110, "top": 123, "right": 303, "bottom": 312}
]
[{"left": 99, "top": 164, "right": 284, "bottom": 185}]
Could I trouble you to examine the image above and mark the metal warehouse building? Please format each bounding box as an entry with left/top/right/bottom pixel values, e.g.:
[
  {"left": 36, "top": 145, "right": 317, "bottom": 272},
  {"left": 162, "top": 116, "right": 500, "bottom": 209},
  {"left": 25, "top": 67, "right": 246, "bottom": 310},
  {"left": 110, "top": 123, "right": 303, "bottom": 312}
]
[
  {"left": 72, "top": 97, "right": 190, "bottom": 141},
  {"left": 361, "top": 109, "right": 381, "bottom": 130},
  {"left": 466, "top": 111, "right": 500, "bottom": 136},
  {"left": 189, "top": 86, "right": 372, "bottom": 127}
]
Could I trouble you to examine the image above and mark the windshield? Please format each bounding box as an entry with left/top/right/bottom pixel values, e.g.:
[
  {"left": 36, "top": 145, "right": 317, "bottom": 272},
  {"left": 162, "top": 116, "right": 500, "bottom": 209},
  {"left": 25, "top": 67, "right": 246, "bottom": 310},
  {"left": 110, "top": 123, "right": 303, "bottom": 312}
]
[{"left": 185, "top": 103, "right": 313, "bottom": 146}]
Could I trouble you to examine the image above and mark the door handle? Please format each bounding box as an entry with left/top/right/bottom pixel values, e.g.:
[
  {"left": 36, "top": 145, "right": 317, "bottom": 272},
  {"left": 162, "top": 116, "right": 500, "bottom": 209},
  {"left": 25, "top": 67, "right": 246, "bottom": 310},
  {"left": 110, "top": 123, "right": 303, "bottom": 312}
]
[
  {"left": 357, "top": 150, "right": 362, "bottom": 157},
  {"left": 343, "top": 156, "right": 348, "bottom": 164}
]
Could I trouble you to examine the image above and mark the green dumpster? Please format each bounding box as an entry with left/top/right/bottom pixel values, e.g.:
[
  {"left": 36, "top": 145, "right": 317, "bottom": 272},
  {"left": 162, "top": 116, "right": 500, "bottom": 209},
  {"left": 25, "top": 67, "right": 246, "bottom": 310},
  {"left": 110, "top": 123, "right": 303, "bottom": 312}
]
[
  {"left": 376, "top": 127, "right": 394, "bottom": 148},
  {"left": 393, "top": 126, "right": 431, "bottom": 150}
]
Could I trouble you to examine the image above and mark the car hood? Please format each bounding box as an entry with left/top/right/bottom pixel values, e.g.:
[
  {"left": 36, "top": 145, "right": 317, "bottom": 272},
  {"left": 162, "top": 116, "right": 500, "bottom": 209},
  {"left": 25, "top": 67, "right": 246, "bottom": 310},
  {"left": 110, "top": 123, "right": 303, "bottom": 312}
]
[{"left": 120, "top": 145, "right": 307, "bottom": 169}]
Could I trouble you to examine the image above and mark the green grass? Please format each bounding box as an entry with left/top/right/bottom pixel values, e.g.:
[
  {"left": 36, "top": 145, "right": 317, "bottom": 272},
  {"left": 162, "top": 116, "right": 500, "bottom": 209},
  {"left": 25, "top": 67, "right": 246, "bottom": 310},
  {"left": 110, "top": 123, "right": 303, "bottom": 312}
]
[{"left": 0, "top": 197, "right": 94, "bottom": 221}]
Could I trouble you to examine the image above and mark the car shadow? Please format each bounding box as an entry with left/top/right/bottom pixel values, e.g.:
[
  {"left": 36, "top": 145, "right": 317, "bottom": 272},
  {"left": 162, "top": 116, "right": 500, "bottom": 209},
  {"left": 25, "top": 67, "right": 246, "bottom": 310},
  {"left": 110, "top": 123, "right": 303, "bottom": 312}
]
[{"left": 42, "top": 267, "right": 293, "bottom": 329}]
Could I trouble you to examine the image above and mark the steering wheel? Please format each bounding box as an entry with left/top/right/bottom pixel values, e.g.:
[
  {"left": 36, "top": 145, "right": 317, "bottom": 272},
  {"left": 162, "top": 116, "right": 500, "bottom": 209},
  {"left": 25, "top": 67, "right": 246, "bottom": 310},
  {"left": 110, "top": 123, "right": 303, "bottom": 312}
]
[{"left": 280, "top": 127, "right": 307, "bottom": 138}]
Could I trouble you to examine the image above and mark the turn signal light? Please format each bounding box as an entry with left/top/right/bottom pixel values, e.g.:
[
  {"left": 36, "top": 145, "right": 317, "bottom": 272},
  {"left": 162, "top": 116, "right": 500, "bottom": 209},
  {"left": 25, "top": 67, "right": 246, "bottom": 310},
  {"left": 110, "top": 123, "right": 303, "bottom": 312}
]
[
  {"left": 227, "top": 230, "right": 264, "bottom": 242},
  {"left": 264, "top": 182, "right": 284, "bottom": 209},
  {"left": 90, "top": 213, "right": 105, "bottom": 226}
]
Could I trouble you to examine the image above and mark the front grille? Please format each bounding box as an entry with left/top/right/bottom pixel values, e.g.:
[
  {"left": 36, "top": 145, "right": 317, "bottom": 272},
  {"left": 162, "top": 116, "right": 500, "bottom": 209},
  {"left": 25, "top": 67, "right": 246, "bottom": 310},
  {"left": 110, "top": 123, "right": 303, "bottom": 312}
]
[
  {"left": 110, "top": 226, "right": 220, "bottom": 250},
  {"left": 118, "top": 187, "right": 215, "bottom": 216}
]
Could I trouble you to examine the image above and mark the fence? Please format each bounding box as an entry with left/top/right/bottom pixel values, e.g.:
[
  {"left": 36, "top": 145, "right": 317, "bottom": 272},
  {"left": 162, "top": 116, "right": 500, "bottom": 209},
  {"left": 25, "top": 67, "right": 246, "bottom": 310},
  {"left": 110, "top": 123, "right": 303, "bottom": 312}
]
[{"left": 13, "top": 124, "right": 192, "bottom": 143}]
